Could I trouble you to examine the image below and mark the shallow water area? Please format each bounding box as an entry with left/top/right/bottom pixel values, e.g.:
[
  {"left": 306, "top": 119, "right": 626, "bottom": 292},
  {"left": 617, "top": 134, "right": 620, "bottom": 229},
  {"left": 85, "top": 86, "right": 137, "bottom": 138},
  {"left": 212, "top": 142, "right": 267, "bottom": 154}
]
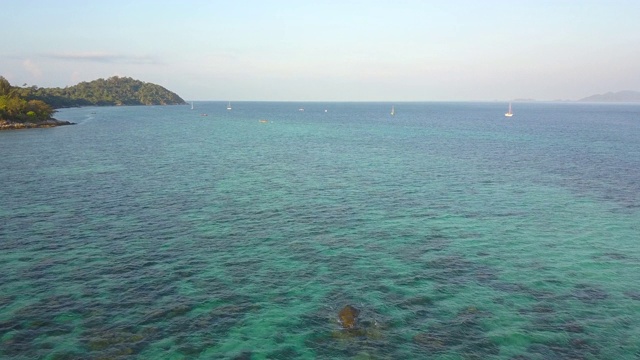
[{"left": 1, "top": 102, "right": 639, "bottom": 359}]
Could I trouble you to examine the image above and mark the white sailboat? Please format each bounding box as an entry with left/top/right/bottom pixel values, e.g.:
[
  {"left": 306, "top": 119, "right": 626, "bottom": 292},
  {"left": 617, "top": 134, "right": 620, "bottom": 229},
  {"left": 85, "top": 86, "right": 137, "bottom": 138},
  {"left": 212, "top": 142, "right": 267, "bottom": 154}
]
[
  {"left": 191, "top": 102, "right": 194, "bottom": 110},
  {"left": 505, "top": 102, "right": 513, "bottom": 117},
  {"left": 226, "top": 101, "right": 232, "bottom": 110},
  {"left": 390, "top": 105, "right": 395, "bottom": 116}
]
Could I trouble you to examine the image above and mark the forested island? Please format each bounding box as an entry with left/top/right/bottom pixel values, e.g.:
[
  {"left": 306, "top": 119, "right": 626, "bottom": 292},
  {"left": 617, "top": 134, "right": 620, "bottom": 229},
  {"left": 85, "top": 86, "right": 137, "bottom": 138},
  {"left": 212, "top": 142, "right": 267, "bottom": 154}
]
[{"left": 1, "top": 76, "right": 186, "bottom": 130}]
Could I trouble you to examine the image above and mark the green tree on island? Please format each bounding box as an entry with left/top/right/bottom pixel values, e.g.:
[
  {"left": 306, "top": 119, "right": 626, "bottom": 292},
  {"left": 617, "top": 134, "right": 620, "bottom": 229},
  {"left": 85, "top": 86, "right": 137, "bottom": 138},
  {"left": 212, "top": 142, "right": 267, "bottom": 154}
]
[
  {"left": 0, "top": 76, "right": 11, "bottom": 96},
  {"left": 0, "top": 76, "right": 55, "bottom": 123}
]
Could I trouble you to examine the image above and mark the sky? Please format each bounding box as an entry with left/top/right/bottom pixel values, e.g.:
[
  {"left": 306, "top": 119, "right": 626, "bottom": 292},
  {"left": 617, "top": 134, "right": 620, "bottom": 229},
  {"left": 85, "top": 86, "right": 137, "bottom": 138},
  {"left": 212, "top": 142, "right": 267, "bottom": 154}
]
[{"left": 2, "top": 0, "right": 640, "bottom": 101}]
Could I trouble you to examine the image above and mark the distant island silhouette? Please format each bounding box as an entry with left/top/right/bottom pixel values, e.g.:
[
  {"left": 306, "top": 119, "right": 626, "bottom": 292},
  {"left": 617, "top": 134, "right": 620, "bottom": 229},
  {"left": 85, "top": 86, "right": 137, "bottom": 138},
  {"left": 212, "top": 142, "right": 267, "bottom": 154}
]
[{"left": 578, "top": 90, "right": 640, "bottom": 103}]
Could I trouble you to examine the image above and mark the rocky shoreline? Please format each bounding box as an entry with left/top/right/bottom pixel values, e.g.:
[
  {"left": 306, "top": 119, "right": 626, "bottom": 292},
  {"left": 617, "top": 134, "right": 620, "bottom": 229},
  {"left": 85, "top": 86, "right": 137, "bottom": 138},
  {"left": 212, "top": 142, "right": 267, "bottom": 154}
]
[{"left": 0, "top": 119, "right": 76, "bottom": 130}]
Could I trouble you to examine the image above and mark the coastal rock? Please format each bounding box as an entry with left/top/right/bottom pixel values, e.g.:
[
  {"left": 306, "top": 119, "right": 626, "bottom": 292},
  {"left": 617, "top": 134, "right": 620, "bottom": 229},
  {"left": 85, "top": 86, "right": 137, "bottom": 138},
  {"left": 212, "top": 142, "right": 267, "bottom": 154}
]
[
  {"left": 0, "top": 119, "right": 75, "bottom": 130},
  {"left": 338, "top": 305, "right": 360, "bottom": 329}
]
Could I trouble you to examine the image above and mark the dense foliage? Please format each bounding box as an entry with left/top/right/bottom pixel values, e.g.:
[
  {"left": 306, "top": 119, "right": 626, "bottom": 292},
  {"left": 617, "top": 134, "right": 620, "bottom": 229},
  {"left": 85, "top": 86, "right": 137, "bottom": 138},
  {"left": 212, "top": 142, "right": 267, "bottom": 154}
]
[
  {"left": 0, "top": 76, "right": 55, "bottom": 122},
  {"left": 17, "top": 76, "right": 186, "bottom": 108},
  {"left": 1, "top": 75, "right": 186, "bottom": 128}
]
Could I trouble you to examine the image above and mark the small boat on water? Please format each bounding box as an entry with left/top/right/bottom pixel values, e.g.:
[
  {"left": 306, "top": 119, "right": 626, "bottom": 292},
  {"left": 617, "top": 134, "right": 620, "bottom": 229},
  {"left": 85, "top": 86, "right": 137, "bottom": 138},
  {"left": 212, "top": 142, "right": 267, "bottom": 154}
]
[
  {"left": 227, "top": 101, "right": 232, "bottom": 110},
  {"left": 505, "top": 102, "right": 513, "bottom": 117},
  {"left": 390, "top": 105, "right": 395, "bottom": 116}
]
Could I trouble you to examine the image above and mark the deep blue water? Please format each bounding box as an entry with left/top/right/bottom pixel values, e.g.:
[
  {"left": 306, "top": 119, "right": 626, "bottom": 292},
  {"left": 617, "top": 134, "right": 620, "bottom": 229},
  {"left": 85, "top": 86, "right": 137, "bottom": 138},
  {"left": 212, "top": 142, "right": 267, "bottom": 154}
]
[{"left": 1, "top": 101, "right": 639, "bottom": 359}]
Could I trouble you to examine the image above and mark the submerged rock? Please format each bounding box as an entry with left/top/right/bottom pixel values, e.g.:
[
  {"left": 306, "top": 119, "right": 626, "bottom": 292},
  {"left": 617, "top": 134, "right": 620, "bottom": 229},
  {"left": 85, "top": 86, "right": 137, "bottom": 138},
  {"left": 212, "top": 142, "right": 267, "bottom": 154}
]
[{"left": 338, "top": 305, "right": 360, "bottom": 329}]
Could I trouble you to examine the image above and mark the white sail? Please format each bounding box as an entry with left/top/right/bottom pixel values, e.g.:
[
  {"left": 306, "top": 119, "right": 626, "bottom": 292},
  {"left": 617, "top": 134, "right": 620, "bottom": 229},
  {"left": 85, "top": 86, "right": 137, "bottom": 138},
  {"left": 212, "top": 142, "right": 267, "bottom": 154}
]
[
  {"left": 505, "top": 102, "right": 513, "bottom": 117},
  {"left": 390, "top": 105, "right": 395, "bottom": 116}
]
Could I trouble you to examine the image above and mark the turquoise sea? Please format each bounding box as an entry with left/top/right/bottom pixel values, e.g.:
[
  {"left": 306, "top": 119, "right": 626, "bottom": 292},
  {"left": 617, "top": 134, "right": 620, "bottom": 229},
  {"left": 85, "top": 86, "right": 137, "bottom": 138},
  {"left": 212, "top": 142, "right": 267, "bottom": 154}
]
[{"left": 1, "top": 102, "right": 639, "bottom": 359}]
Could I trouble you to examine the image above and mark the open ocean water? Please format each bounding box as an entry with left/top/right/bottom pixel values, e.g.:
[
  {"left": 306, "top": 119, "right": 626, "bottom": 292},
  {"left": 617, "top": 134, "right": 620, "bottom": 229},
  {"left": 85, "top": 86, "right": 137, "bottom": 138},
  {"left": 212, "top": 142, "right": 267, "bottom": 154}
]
[{"left": 1, "top": 101, "right": 639, "bottom": 359}]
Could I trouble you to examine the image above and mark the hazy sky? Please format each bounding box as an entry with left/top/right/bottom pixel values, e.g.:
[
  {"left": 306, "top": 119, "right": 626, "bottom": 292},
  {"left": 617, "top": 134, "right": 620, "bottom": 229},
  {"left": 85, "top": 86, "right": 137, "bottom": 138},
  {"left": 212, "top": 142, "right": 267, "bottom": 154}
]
[{"left": 2, "top": 0, "right": 639, "bottom": 101}]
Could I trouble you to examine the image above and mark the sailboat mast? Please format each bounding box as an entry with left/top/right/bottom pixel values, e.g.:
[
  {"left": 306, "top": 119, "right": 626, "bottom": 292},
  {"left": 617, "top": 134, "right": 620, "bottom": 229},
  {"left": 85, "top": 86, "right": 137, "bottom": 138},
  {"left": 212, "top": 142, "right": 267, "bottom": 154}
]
[{"left": 505, "top": 102, "right": 513, "bottom": 117}]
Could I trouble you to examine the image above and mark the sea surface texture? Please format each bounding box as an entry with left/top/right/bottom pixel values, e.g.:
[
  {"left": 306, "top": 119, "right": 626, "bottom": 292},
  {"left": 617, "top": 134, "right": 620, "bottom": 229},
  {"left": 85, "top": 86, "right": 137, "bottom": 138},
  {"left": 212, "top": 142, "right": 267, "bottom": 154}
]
[{"left": 1, "top": 102, "right": 639, "bottom": 359}]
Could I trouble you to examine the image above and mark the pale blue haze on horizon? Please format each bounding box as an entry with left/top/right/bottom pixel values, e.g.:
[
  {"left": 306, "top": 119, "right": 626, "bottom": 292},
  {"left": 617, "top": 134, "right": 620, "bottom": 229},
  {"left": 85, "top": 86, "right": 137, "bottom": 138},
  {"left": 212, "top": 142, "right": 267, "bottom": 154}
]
[{"left": 2, "top": 0, "right": 639, "bottom": 101}]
